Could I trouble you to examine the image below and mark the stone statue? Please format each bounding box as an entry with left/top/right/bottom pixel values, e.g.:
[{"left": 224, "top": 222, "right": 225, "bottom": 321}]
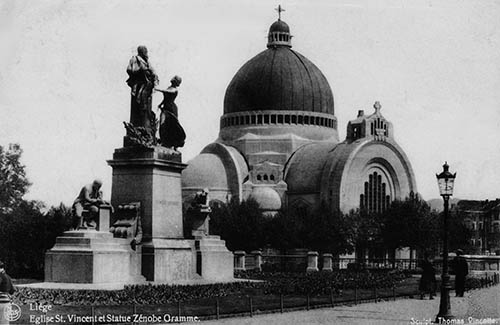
[
  {"left": 125, "top": 45, "right": 159, "bottom": 146},
  {"left": 72, "top": 179, "right": 111, "bottom": 229},
  {"left": 191, "top": 188, "right": 210, "bottom": 209},
  {"left": 186, "top": 188, "right": 211, "bottom": 238},
  {"left": 109, "top": 202, "right": 143, "bottom": 251},
  {"left": 155, "top": 76, "right": 186, "bottom": 149}
]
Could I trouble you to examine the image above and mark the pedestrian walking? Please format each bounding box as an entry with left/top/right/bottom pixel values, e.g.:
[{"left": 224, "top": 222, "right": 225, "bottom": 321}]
[
  {"left": 419, "top": 254, "right": 436, "bottom": 299},
  {"left": 453, "top": 249, "right": 468, "bottom": 297}
]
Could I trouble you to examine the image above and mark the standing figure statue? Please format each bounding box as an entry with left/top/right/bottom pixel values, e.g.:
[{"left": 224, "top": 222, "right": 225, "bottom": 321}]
[
  {"left": 126, "top": 46, "right": 158, "bottom": 134},
  {"left": 155, "top": 76, "right": 186, "bottom": 149}
]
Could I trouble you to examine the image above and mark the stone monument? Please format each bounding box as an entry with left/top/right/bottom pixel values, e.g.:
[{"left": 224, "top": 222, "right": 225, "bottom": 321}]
[{"left": 45, "top": 46, "right": 233, "bottom": 285}]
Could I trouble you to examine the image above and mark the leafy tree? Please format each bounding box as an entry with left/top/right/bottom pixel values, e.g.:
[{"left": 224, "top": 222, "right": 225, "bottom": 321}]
[
  {"left": 293, "top": 203, "right": 356, "bottom": 254},
  {"left": 209, "top": 198, "right": 267, "bottom": 252},
  {"left": 0, "top": 202, "right": 73, "bottom": 279},
  {"left": 0, "top": 144, "right": 31, "bottom": 212},
  {"left": 380, "top": 194, "right": 438, "bottom": 252},
  {"left": 346, "top": 208, "right": 384, "bottom": 259},
  {"left": 445, "top": 208, "right": 474, "bottom": 253}
]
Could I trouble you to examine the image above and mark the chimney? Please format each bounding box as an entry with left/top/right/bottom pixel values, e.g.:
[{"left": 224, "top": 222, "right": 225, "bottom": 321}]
[{"left": 357, "top": 110, "right": 364, "bottom": 118}]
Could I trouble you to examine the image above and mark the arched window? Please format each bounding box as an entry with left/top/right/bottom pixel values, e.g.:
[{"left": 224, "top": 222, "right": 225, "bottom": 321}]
[
  {"left": 263, "top": 174, "right": 268, "bottom": 181},
  {"left": 360, "top": 171, "right": 390, "bottom": 213},
  {"left": 270, "top": 174, "right": 275, "bottom": 181},
  {"left": 257, "top": 175, "right": 262, "bottom": 181}
]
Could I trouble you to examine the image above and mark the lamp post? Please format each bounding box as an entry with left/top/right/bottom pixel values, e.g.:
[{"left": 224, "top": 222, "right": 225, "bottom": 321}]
[{"left": 435, "top": 162, "right": 456, "bottom": 323}]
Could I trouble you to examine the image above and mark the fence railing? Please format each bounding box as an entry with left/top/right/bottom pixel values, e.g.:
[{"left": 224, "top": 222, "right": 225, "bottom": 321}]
[
  {"left": 235, "top": 251, "right": 500, "bottom": 274},
  {"left": 234, "top": 251, "right": 420, "bottom": 272}
]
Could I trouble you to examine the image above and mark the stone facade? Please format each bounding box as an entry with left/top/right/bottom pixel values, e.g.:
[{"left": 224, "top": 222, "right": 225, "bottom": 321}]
[
  {"left": 456, "top": 199, "right": 500, "bottom": 255},
  {"left": 182, "top": 18, "right": 416, "bottom": 217}
]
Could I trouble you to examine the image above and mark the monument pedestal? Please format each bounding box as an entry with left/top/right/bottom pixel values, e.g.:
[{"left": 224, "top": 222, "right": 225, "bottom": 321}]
[
  {"left": 108, "top": 146, "right": 191, "bottom": 282},
  {"left": 194, "top": 236, "right": 234, "bottom": 281},
  {"left": 45, "top": 146, "right": 234, "bottom": 286},
  {"left": 108, "top": 146, "right": 186, "bottom": 240},
  {"left": 142, "top": 239, "right": 195, "bottom": 282},
  {"left": 45, "top": 230, "right": 144, "bottom": 284}
]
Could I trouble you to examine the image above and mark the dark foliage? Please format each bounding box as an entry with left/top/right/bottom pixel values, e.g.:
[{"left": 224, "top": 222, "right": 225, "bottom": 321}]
[
  {"left": 210, "top": 200, "right": 356, "bottom": 255},
  {"left": 268, "top": 204, "right": 356, "bottom": 255},
  {"left": 447, "top": 209, "right": 475, "bottom": 253},
  {"left": 209, "top": 198, "right": 266, "bottom": 252},
  {"left": 0, "top": 203, "right": 73, "bottom": 278},
  {"left": 380, "top": 194, "right": 438, "bottom": 252},
  {"left": 0, "top": 144, "right": 31, "bottom": 212}
]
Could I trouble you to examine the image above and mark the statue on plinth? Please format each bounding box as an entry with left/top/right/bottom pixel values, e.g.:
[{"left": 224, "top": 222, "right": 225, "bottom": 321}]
[
  {"left": 155, "top": 75, "right": 186, "bottom": 150},
  {"left": 72, "top": 179, "right": 112, "bottom": 229},
  {"left": 125, "top": 45, "right": 159, "bottom": 147},
  {"left": 186, "top": 188, "right": 211, "bottom": 238}
]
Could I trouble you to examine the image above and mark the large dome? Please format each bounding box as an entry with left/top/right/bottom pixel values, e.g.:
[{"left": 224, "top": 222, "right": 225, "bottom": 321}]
[{"left": 223, "top": 20, "right": 335, "bottom": 116}]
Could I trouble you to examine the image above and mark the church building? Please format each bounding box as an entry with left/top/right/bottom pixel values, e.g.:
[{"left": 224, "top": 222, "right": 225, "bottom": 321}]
[{"left": 182, "top": 16, "right": 416, "bottom": 217}]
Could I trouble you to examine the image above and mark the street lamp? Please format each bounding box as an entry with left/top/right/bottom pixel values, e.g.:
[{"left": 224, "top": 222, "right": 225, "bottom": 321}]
[{"left": 435, "top": 162, "right": 456, "bottom": 323}]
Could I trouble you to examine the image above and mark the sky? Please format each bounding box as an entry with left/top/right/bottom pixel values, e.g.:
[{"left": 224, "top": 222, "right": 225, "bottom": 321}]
[{"left": 0, "top": 0, "right": 499, "bottom": 207}]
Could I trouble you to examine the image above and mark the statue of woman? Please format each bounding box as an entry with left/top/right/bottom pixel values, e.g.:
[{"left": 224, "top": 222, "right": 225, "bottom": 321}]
[{"left": 155, "top": 76, "right": 186, "bottom": 149}]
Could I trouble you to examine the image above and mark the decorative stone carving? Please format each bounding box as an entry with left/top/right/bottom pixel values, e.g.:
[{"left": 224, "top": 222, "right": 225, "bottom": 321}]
[
  {"left": 109, "top": 202, "right": 143, "bottom": 250},
  {"left": 123, "top": 121, "right": 158, "bottom": 148}
]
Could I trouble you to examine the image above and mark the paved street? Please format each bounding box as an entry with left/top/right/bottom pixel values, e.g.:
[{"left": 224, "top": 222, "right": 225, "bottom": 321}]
[{"left": 203, "top": 286, "right": 500, "bottom": 324}]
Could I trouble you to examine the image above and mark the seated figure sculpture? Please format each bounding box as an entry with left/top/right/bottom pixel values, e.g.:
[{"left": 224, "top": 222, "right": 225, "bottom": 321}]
[
  {"left": 109, "top": 202, "right": 143, "bottom": 250},
  {"left": 72, "top": 179, "right": 111, "bottom": 229},
  {"left": 186, "top": 189, "right": 211, "bottom": 237}
]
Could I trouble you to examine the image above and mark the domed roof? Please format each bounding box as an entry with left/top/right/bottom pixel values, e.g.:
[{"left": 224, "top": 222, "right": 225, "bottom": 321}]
[
  {"left": 223, "top": 20, "right": 334, "bottom": 116},
  {"left": 182, "top": 153, "right": 229, "bottom": 190},
  {"left": 269, "top": 20, "right": 290, "bottom": 33},
  {"left": 249, "top": 186, "right": 282, "bottom": 211},
  {"left": 284, "top": 142, "right": 338, "bottom": 193}
]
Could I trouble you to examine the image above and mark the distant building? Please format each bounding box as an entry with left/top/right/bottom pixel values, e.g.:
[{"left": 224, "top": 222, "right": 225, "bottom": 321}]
[
  {"left": 455, "top": 199, "right": 500, "bottom": 255},
  {"left": 181, "top": 16, "right": 417, "bottom": 221}
]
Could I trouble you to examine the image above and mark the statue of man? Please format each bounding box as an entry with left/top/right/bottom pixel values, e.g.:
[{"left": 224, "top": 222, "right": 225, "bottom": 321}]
[
  {"left": 126, "top": 46, "right": 158, "bottom": 131},
  {"left": 72, "top": 179, "right": 108, "bottom": 229}
]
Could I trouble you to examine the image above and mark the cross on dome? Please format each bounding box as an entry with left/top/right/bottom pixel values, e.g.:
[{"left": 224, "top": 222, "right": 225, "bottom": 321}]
[
  {"left": 275, "top": 5, "right": 285, "bottom": 20},
  {"left": 374, "top": 101, "right": 382, "bottom": 113}
]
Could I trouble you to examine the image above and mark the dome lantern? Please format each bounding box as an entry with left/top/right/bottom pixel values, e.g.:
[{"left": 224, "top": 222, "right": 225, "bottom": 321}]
[{"left": 267, "top": 5, "right": 292, "bottom": 48}]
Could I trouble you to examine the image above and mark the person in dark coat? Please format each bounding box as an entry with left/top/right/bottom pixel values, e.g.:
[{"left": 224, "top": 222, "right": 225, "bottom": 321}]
[
  {"left": 419, "top": 254, "right": 436, "bottom": 299},
  {"left": 453, "top": 249, "right": 468, "bottom": 297},
  {"left": 0, "top": 261, "right": 15, "bottom": 295}
]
